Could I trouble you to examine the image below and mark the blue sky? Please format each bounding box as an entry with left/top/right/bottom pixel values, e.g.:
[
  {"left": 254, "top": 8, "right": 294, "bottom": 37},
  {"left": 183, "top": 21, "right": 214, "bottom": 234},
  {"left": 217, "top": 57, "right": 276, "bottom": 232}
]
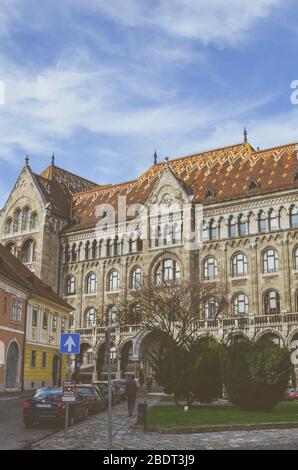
[{"left": 1, "top": 0, "right": 298, "bottom": 205}]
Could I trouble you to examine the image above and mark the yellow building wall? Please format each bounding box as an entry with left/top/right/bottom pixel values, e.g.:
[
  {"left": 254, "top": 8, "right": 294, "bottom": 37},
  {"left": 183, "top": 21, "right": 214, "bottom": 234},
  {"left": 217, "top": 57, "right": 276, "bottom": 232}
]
[{"left": 24, "top": 344, "right": 68, "bottom": 386}]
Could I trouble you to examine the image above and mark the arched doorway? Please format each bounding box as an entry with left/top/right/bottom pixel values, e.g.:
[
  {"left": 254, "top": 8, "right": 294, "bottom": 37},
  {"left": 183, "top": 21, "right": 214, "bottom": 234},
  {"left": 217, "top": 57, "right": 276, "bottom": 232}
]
[
  {"left": 5, "top": 342, "right": 20, "bottom": 389},
  {"left": 96, "top": 342, "right": 117, "bottom": 380},
  {"left": 52, "top": 355, "right": 61, "bottom": 386},
  {"left": 139, "top": 332, "right": 162, "bottom": 379},
  {"left": 121, "top": 341, "right": 133, "bottom": 378},
  {"left": 257, "top": 332, "right": 283, "bottom": 347}
]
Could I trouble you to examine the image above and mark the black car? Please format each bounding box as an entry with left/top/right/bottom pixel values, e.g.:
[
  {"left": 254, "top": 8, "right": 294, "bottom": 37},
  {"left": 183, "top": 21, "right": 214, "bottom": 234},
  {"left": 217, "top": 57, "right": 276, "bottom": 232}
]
[
  {"left": 23, "top": 387, "right": 88, "bottom": 428},
  {"left": 112, "top": 380, "right": 127, "bottom": 401},
  {"left": 93, "top": 381, "right": 120, "bottom": 406},
  {"left": 76, "top": 385, "right": 107, "bottom": 413}
]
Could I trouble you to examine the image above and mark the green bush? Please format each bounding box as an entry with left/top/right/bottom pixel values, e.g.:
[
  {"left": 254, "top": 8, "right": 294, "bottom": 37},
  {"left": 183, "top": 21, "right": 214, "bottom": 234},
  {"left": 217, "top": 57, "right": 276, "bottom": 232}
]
[{"left": 223, "top": 338, "right": 292, "bottom": 411}]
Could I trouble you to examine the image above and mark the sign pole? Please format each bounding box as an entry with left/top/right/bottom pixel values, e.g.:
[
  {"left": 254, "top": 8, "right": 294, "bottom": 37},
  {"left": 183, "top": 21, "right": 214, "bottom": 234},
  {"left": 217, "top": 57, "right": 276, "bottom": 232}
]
[
  {"left": 106, "top": 326, "right": 112, "bottom": 449},
  {"left": 65, "top": 403, "right": 69, "bottom": 430}
]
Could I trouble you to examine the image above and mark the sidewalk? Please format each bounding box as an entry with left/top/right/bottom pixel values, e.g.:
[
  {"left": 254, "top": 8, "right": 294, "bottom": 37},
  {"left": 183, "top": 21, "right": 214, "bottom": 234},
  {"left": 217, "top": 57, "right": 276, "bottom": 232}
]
[{"left": 32, "top": 391, "right": 298, "bottom": 450}]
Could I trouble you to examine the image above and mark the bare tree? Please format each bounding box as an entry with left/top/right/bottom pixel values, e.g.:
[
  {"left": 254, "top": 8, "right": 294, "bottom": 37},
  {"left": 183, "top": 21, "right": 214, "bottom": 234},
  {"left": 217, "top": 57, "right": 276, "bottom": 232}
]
[{"left": 116, "top": 277, "right": 227, "bottom": 348}]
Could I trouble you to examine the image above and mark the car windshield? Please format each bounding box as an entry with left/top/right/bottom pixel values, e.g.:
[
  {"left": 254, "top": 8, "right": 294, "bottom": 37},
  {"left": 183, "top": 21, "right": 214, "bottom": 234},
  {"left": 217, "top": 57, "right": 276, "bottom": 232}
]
[
  {"left": 34, "top": 388, "right": 62, "bottom": 399},
  {"left": 76, "top": 387, "right": 94, "bottom": 396}
]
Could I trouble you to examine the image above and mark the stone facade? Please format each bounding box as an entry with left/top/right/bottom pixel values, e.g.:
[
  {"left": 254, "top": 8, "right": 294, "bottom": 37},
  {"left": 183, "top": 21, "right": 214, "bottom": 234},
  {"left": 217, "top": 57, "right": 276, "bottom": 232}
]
[{"left": 2, "top": 142, "right": 298, "bottom": 382}]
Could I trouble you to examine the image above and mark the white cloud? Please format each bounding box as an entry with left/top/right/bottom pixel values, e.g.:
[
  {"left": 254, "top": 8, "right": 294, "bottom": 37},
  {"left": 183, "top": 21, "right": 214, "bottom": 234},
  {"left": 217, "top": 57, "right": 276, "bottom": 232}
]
[{"left": 72, "top": 0, "right": 286, "bottom": 45}]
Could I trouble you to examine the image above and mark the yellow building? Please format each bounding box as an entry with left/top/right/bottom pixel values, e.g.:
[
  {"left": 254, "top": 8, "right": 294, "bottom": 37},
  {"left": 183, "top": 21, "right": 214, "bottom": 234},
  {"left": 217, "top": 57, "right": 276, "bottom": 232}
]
[{"left": 22, "top": 278, "right": 73, "bottom": 389}]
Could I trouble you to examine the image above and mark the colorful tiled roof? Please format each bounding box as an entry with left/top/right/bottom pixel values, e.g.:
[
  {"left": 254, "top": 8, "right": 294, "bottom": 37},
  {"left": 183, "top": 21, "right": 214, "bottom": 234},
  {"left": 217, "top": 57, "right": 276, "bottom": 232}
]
[
  {"left": 40, "top": 165, "right": 98, "bottom": 194},
  {"left": 0, "top": 244, "right": 73, "bottom": 310},
  {"left": 66, "top": 141, "right": 298, "bottom": 231}
]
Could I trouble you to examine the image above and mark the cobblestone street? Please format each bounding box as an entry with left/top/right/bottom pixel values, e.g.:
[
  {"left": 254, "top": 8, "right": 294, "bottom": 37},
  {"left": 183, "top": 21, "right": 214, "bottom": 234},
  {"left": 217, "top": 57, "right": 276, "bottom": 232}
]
[{"left": 32, "top": 394, "right": 298, "bottom": 450}]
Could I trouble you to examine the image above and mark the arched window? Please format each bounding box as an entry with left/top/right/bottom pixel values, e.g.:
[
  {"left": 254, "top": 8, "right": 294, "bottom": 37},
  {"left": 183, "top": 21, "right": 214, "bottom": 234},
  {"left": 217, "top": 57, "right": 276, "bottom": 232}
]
[
  {"left": 71, "top": 244, "right": 77, "bottom": 262},
  {"left": 229, "top": 216, "right": 237, "bottom": 237},
  {"left": 233, "top": 293, "right": 248, "bottom": 316},
  {"left": 262, "top": 248, "right": 279, "bottom": 273},
  {"left": 232, "top": 252, "right": 248, "bottom": 277},
  {"left": 210, "top": 220, "right": 218, "bottom": 240},
  {"left": 85, "top": 241, "right": 92, "bottom": 260},
  {"left": 92, "top": 240, "right": 98, "bottom": 259},
  {"left": 66, "top": 275, "right": 76, "bottom": 296},
  {"left": 155, "top": 259, "right": 181, "bottom": 284},
  {"left": 108, "top": 270, "right": 120, "bottom": 291},
  {"left": 290, "top": 206, "right": 298, "bottom": 228},
  {"left": 268, "top": 209, "right": 278, "bottom": 231},
  {"left": 202, "top": 220, "right": 209, "bottom": 241},
  {"left": 294, "top": 246, "right": 298, "bottom": 270},
  {"left": 129, "top": 304, "right": 141, "bottom": 324},
  {"left": 22, "top": 239, "right": 37, "bottom": 264},
  {"left": 204, "top": 299, "right": 218, "bottom": 320},
  {"left": 107, "top": 305, "right": 118, "bottom": 325},
  {"left": 6, "top": 242, "right": 17, "bottom": 257},
  {"left": 130, "top": 267, "right": 142, "bottom": 289},
  {"left": 259, "top": 211, "right": 268, "bottom": 233},
  {"left": 85, "top": 307, "right": 97, "bottom": 327},
  {"left": 14, "top": 209, "right": 22, "bottom": 232},
  {"left": 64, "top": 244, "right": 70, "bottom": 263},
  {"left": 5, "top": 218, "right": 13, "bottom": 235},
  {"left": 30, "top": 212, "right": 38, "bottom": 230},
  {"left": 264, "top": 290, "right": 280, "bottom": 315},
  {"left": 203, "top": 257, "right": 218, "bottom": 280},
  {"left": 22, "top": 207, "right": 31, "bottom": 231},
  {"left": 86, "top": 272, "right": 98, "bottom": 294},
  {"left": 238, "top": 214, "right": 248, "bottom": 236}
]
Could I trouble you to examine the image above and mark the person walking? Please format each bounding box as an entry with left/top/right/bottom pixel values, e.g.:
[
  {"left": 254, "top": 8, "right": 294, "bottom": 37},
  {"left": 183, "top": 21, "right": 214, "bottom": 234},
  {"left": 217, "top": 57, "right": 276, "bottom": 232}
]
[
  {"left": 145, "top": 376, "right": 153, "bottom": 393},
  {"left": 125, "top": 375, "right": 138, "bottom": 416}
]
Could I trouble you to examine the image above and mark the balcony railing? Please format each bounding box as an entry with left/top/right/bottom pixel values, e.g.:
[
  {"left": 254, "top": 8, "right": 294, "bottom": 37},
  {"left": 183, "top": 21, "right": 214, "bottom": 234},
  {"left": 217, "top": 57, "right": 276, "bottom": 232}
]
[{"left": 75, "top": 313, "right": 298, "bottom": 338}]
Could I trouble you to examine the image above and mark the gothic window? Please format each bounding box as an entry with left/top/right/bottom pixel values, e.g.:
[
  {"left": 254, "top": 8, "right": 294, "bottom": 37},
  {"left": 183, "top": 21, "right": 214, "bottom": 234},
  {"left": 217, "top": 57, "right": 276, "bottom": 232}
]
[
  {"left": 130, "top": 266, "right": 142, "bottom": 289},
  {"left": 22, "top": 207, "right": 31, "bottom": 231},
  {"left": 14, "top": 209, "right": 22, "bottom": 232},
  {"left": 294, "top": 247, "right": 298, "bottom": 270},
  {"left": 233, "top": 293, "right": 248, "bottom": 316},
  {"left": 65, "top": 244, "right": 70, "bottom": 263},
  {"left": 264, "top": 290, "right": 280, "bottom": 315},
  {"left": 204, "top": 299, "right": 218, "bottom": 320},
  {"left": 210, "top": 220, "right": 218, "bottom": 240},
  {"left": 71, "top": 244, "right": 77, "bottom": 262},
  {"left": 290, "top": 206, "right": 298, "bottom": 228},
  {"left": 203, "top": 257, "right": 218, "bottom": 280},
  {"left": 262, "top": 248, "right": 279, "bottom": 273},
  {"left": 66, "top": 276, "right": 76, "bottom": 296},
  {"left": 229, "top": 216, "right": 237, "bottom": 237},
  {"left": 30, "top": 212, "right": 38, "bottom": 230},
  {"left": 85, "top": 241, "right": 92, "bottom": 260},
  {"left": 202, "top": 220, "right": 209, "bottom": 241},
  {"left": 268, "top": 209, "right": 278, "bottom": 231},
  {"left": 5, "top": 218, "right": 12, "bottom": 235},
  {"left": 85, "top": 307, "right": 97, "bottom": 327},
  {"left": 107, "top": 305, "right": 118, "bottom": 325},
  {"left": 22, "top": 239, "right": 37, "bottom": 264},
  {"left": 92, "top": 240, "right": 98, "bottom": 259},
  {"left": 6, "top": 242, "right": 17, "bottom": 257},
  {"left": 129, "top": 304, "right": 141, "bottom": 324},
  {"left": 108, "top": 270, "right": 120, "bottom": 291},
  {"left": 232, "top": 252, "right": 248, "bottom": 277},
  {"left": 238, "top": 214, "right": 248, "bottom": 236},
  {"left": 259, "top": 211, "right": 268, "bottom": 233},
  {"left": 155, "top": 259, "right": 181, "bottom": 284},
  {"left": 86, "top": 272, "right": 98, "bottom": 294}
]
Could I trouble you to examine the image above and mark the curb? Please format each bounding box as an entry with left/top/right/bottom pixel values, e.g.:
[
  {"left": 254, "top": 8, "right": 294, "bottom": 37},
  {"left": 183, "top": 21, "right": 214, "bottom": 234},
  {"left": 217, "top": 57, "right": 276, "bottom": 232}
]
[{"left": 145, "top": 422, "right": 298, "bottom": 434}]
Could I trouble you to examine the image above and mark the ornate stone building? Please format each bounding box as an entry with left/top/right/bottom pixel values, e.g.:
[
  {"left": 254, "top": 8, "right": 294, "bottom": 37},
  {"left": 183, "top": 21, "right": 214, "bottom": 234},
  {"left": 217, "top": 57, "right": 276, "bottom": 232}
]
[{"left": 2, "top": 139, "right": 298, "bottom": 382}]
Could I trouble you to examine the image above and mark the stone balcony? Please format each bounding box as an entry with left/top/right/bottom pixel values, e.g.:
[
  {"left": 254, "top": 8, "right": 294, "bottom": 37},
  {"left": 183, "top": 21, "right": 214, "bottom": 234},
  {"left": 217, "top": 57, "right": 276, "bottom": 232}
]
[{"left": 74, "top": 313, "right": 298, "bottom": 349}]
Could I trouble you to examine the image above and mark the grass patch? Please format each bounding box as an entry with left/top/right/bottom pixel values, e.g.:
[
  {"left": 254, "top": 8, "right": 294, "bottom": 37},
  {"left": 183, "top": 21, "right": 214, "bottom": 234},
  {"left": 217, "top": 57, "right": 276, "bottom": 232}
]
[
  {"left": 160, "top": 396, "right": 174, "bottom": 402},
  {"left": 147, "top": 402, "right": 298, "bottom": 428}
]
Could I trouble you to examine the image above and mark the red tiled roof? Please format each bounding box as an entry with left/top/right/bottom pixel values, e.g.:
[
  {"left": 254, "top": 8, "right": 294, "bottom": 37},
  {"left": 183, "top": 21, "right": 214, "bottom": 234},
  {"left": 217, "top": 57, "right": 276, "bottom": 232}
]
[
  {"left": 65, "top": 142, "right": 298, "bottom": 231},
  {"left": 0, "top": 244, "right": 72, "bottom": 310}
]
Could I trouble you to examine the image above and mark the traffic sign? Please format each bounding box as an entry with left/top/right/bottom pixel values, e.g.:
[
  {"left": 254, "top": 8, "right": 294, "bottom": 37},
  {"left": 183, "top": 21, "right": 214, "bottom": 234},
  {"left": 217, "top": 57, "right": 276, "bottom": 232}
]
[
  {"left": 62, "top": 381, "right": 76, "bottom": 403},
  {"left": 60, "top": 333, "right": 80, "bottom": 354}
]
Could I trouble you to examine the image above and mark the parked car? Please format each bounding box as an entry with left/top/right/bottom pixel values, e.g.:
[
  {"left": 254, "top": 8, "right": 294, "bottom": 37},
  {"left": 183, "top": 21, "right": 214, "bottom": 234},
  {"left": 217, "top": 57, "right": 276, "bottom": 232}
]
[
  {"left": 23, "top": 387, "right": 88, "bottom": 428},
  {"left": 93, "top": 381, "right": 121, "bottom": 406},
  {"left": 112, "top": 379, "right": 127, "bottom": 401},
  {"left": 76, "top": 385, "right": 107, "bottom": 413},
  {"left": 287, "top": 388, "right": 298, "bottom": 401}
]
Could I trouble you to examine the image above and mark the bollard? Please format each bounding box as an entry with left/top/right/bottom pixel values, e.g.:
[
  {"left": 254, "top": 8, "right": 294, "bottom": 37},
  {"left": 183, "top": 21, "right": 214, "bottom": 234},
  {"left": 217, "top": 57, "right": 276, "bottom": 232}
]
[{"left": 137, "top": 401, "right": 148, "bottom": 430}]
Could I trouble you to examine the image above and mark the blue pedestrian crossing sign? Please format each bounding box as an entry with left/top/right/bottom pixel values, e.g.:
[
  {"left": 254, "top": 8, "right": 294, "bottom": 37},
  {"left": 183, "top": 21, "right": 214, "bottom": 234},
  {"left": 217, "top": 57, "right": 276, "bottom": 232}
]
[{"left": 60, "top": 333, "right": 80, "bottom": 354}]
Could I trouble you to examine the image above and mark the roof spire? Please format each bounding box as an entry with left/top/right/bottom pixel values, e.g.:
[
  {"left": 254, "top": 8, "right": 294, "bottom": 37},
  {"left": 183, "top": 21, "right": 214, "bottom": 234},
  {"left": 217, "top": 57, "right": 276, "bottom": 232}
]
[
  {"left": 243, "top": 126, "right": 248, "bottom": 144},
  {"left": 51, "top": 153, "right": 55, "bottom": 166},
  {"left": 25, "top": 155, "right": 29, "bottom": 166},
  {"left": 154, "top": 150, "right": 158, "bottom": 165}
]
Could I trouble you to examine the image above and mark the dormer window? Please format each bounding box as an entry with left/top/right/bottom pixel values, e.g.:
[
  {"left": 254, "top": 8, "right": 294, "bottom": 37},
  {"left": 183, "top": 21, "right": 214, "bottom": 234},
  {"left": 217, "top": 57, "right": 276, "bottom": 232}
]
[
  {"left": 205, "top": 188, "right": 215, "bottom": 199},
  {"left": 248, "top": 180, "right": 260, "bottom": 191}
]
